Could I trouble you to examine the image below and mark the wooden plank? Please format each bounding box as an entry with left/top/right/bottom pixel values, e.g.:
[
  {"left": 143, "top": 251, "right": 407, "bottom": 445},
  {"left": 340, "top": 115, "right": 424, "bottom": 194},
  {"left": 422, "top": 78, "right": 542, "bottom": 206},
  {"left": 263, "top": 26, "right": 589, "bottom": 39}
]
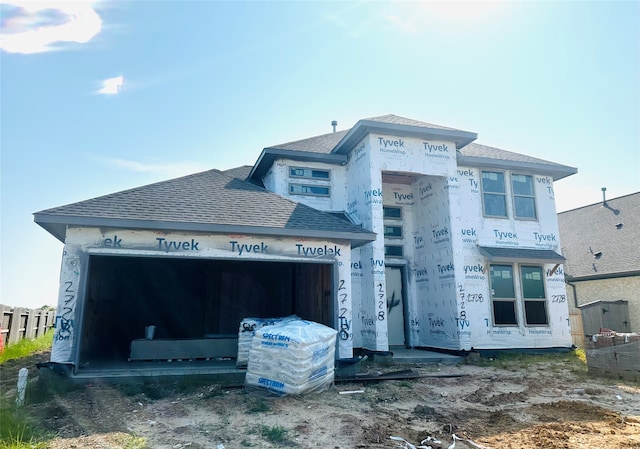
[
  {"left": 25, "top": 309, "right": 36, "bottom": 340},
  {"left": 8, "top": 307, "right": 23, "bottom": 344},
  {"left": 129, "top": 338, "right": 238, "bottom": 361}
]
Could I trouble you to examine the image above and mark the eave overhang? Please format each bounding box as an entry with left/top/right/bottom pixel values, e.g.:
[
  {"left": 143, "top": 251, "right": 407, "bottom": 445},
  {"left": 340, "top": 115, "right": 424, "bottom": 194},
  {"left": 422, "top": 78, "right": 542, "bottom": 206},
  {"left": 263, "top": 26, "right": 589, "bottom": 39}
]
[
  {"left": 458, "top": 155, "right": 577, "bottom": 181},
  {"left": 249, "top": 148, "right": 347, "bottom": 180},
  {"left": 565, "top": 270, "right": 640, "bottom": 283},
  {"left": 332, "top": 119, "right": 478, "bottom": 155},
  {"left": 479, "top": 246, "right": 566, "bottom": 264},
  {"left": 34, "top": 214, "right": 377, "bottom": 248}
]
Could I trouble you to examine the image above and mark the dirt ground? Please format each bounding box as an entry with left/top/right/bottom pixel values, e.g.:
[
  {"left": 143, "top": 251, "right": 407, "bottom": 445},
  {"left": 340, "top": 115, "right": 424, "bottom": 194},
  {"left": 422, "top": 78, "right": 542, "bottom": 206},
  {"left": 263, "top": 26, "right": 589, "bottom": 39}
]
[{"left": 1, "top": 350, "right": 639, "bottom": 449}]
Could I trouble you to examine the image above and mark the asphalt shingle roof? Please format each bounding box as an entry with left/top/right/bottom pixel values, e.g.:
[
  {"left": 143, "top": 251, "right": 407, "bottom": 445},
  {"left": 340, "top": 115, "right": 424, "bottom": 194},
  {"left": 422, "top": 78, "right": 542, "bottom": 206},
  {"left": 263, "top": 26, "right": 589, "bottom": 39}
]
[
  {"left": 261, "top": 115, "right": 574, "bottom": 178},
  {"left": 361, "top": 114, "right": 465, "bottom": 132},
  {"left": 263, "top": 115, "right": 468, "bottom": 154},
  {"left": 34, "top": 168, "right": 375, "bottom": 244},
  {"left": 558, "top": 192, "right": 640, "bottom": 279},
  {"left": 265, "top": 130, "right": 349, "bottom": 154},
  {"left": 459, "top": 142, "right": 572, "bottom": 169}
]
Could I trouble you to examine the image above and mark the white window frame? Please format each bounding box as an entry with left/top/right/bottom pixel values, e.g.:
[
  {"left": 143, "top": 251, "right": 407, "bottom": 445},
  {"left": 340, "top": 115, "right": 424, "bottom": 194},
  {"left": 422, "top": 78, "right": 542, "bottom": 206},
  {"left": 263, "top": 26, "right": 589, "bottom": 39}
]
[
  {"left": 489, "top": 263, "right": 549, "bottom": 327},
  {"left": 289, "top": 166, "right": 331, "bottom": 180},
  {"left": 511, "top": 174, "right": 537, "bottom": 220},
  {"left": 384, "top": 225, "right": 403, "bottom": 239},
  {"left": 384, "top": 245, "right": 404, "bottom": 258},
  {"left": 489, "top": 264, "right": 518, "bottom": 326},
  {"left": 383, "top": 206, "right": 402, "bottom": 220},
  {"left": 520, "top": 265, "right": 549, "bottom": 326},
  {"left": 289, "top": 183, "right": 331, "bottom": 197},
  {"left": 481, "top": 171, "right": 508, "bottom": 218}
]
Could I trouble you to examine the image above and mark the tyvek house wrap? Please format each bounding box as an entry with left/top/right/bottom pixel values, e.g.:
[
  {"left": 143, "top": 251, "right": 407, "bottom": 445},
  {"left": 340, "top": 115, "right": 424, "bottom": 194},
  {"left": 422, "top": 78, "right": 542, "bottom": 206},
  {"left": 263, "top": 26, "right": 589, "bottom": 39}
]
[
  {"left": 50, "top": 227, "right": 354, "bottom": 364},
  {"left": 347, "top": 133, "right": 571, "bottom": 352},
  {"left": 453, "top": 168, "right": 571, "bottom": 350}
]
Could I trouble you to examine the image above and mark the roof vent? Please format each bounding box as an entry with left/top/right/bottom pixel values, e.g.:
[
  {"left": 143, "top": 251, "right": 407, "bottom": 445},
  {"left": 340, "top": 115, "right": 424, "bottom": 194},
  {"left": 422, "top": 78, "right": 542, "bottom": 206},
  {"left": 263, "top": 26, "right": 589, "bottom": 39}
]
[
  {"left": 615, "top": 223, "right": 623, "bottom": 229},
  {"left": 593, "top": 251, "right": 602, "bottom": 259},
  {"left": 601, "top": 187, "right": 607, "bottom": 205},
  {"left": 331, "top": 120, "right": 337, "bottom": 133}
]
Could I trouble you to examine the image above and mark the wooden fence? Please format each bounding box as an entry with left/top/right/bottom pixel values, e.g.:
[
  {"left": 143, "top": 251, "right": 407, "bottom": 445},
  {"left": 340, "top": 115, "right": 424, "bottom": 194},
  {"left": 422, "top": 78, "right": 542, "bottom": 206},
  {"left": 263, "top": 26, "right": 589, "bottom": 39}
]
[{"left": 0, "top": 304, "right": 56, "bottom": 348}]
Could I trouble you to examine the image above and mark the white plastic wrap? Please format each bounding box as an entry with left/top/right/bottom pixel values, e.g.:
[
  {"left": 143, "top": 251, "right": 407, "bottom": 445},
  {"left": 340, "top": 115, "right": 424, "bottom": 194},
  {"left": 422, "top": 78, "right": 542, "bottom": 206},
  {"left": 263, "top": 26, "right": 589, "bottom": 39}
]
[
  {"left": 236, "top": 315, "right": 298, "bottom": 367},
  {"left": 245, "top": 319, "right": 337, "bottom": 395}
]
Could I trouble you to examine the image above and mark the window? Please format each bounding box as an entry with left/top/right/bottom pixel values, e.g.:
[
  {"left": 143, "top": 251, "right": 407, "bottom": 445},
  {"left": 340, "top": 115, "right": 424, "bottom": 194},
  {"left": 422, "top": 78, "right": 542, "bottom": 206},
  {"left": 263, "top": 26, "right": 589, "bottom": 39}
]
[
  {"left": 481, "top": 171, "right": 507, "bottom": 217},
  {"left": 289, "top": 184, "right": 330, "bottom": 196},
  {"left": 512, "top": 174, "right": 536, "bottom": 219},
  {"left": 482, "top": 171, "right": 538, "bottom": 220},
  {"left": 289, "top": 167, "right": 330, "bottom": 180},
  {"left": 489, "top": 264, "right": 549, "bottom": 326},
  {"left": 490, "top": 265, "right": 517, "bottom": 325},
  {"left": 521, "top": 266, "right": 548, "bottom": 325},
  {"left": 384, "top": 225, "right": 403, "bottom": 238},
  {"left": 384, "top": 245, "right": 404, "bottom": 257},
  {"left": 383, "top": 206, "right": 402, "bottom": 220}
]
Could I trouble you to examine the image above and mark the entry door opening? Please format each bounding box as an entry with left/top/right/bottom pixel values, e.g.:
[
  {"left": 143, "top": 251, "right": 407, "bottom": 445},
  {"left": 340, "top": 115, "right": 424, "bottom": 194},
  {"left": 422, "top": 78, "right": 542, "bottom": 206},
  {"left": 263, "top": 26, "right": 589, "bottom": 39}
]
[
  {"left": 385, "top": 266, "right": 406, "bottom": 346},
  {"left": 79, "top": 255, "right": 333, "bottom": 365}
]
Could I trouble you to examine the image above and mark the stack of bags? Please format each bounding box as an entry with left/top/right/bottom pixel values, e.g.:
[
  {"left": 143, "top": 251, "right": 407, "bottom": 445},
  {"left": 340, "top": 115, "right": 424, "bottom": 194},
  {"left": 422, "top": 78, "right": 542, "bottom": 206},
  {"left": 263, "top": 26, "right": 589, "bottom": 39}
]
[
  {"left": 245, "top": 319, "right": 337, "bottom": 395},
  {"left": 236, "top": 316, "right": 297, "bottom": 367}
]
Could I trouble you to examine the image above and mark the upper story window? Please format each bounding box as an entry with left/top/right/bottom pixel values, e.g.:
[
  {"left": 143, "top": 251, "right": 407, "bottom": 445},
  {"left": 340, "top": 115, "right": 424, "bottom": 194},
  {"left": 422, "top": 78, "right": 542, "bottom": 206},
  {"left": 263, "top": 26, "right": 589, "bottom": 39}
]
[
  {"left": 481, "top": 171, "right": 507, "bottom": 218},
  {"left": 384, "top": 245, "right": 404, "bottom": 258},
  {"left": 289, "top": 184, "right": 330, "bottom": 197},
  {"left": 481, "top": 171, "right": 538, "bottom": 221},
  {"left": 384, "top": 225, "right": 403, "bottom": 238},
  {"left": 383, "top": 206, "right": 402, "bottom": 220},
  {"left": 512, "top": 174, "right": 537, "bottom": 219},
  {"left": 289, "top": 167, "right": 330, "bottom": 180}
]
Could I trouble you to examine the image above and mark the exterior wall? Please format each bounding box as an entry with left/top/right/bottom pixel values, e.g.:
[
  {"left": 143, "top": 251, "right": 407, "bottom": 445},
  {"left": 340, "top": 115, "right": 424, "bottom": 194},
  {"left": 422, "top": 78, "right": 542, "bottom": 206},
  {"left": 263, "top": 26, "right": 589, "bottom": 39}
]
[
  {"left": 263, "top": 158, "right": 347, "bottom": 211},
  {"left": 345, "top": 133, "right": 461, "bottom": 351},
  {"left": 344, "top": 137, "right": 388, "bottom": 350},
  {"left": 260, "top": 138, "right": 573, "bottom": 352},
  {"left": 453, "top": 167, "right": 571, "bottom": 349},
  {"left": 451, "top": 166, "right": 572, "bottom": 349},
  {"left": 51, "top": 227, "right": 352, "bottom": 364},
  {"left": 568, "top": 276, "right": 640, "bottom": 333},
  {"left": 412, "top": 175, "right": 460, "bottom": 350}
]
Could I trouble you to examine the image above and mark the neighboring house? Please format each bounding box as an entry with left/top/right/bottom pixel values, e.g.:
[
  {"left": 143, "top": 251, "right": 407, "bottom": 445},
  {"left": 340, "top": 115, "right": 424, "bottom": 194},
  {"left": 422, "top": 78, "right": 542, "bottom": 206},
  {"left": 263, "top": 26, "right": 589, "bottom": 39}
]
[
  {"left": 558, "top": 191, "right": 640, "bottom": 337},
  {"left": 35, "top": 114, "right": 577, "bottom": 377}
]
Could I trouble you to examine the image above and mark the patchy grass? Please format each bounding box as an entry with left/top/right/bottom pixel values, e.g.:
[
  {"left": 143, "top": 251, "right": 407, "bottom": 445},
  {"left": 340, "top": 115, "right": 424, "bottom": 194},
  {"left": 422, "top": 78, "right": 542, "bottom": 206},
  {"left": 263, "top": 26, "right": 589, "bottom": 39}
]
[
  {"left": 114, "top": 434, "right": 149, "bottom": 449},
  {"left": 0, "top": 331, "right": 53, "bottom": 365},
  {"left": 0, "top": 332, "right": 57, "bottom": 449},
  {"left": 0, "top": 404, "right": 54, "bottom": 449},
  {"left": 247, "top": 398, "right": 271, "bottom": 413},
  {"left": 1, "top": 331, "right": 149, "bottom": 449},
  {"left": 466, "top": 349, "right": 588, "bottom": 373},
  {"left": 260, "top": 424, "right": 290, "bottom": 444}
]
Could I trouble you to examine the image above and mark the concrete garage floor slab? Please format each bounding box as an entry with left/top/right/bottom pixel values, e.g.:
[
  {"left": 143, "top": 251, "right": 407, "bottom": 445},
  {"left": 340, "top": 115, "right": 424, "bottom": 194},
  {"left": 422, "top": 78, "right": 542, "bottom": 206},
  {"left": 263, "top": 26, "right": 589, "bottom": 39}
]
[
  {"left": 67, "top": 348, "right": 464, "bottom": 382},
  {"left": 390, "top": 347, "right": 464, "bottom": 365}
]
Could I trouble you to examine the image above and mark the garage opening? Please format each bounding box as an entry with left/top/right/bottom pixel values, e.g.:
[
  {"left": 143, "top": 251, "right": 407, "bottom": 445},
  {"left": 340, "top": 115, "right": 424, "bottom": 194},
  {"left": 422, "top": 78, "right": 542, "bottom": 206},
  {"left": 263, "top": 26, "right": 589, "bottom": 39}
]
[{"left": 78, "top": 255, "right": 334, "bottom": 366}]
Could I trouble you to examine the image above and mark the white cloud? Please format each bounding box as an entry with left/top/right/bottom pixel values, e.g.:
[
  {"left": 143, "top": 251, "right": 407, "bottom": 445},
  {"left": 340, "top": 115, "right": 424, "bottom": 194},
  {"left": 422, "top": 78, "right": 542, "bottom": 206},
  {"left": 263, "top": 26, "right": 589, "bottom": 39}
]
[
  {"left": 106, "top": 158, "right": 208, "bottom": 179},
  {"left": 0, "top": 1, "right": 102, "bottom": 54},
  {"left": 97, "top": 75, "right": 124, "bottom": 95}
]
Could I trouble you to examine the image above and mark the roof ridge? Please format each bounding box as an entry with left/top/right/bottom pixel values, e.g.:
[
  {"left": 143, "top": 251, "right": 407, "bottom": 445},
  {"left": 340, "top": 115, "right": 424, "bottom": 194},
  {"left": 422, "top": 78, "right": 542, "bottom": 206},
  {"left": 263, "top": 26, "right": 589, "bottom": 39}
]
[{"left": 264, "top": 128, "right": 349, "bottom": 150}]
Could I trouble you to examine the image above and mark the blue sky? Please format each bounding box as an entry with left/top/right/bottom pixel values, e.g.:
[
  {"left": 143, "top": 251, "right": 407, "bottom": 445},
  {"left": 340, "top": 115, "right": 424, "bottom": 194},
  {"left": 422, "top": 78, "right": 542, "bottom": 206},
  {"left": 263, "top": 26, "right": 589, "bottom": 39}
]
[{"left": 1, "top": 1, "right": 639, "bottom": 309}]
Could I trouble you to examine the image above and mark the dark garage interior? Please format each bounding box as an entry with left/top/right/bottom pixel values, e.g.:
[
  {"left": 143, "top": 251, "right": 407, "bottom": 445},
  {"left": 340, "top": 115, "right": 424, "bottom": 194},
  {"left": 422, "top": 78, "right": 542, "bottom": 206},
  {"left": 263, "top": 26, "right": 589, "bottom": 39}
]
[{"left": 78, "top": 255, "right": 334, "bottom": 366}]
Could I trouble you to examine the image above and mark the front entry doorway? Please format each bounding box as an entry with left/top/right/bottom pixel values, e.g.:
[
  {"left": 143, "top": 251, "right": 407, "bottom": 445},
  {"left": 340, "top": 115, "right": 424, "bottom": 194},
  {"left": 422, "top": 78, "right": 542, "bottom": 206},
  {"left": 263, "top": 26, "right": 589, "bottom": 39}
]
[{"left": 385, "top": 266, "right": 405, "bottom": 346}]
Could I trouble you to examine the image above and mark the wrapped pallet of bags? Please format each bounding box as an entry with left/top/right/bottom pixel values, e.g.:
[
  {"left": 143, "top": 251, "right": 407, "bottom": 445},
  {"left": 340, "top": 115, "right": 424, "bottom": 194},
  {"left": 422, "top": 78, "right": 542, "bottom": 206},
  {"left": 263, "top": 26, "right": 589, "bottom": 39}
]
[
  {"left": 245, "top": 319, "right": 337, "bottom": 395},
  {"left": 236, "top": 315, "right": 297, "bottom": 367}
]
